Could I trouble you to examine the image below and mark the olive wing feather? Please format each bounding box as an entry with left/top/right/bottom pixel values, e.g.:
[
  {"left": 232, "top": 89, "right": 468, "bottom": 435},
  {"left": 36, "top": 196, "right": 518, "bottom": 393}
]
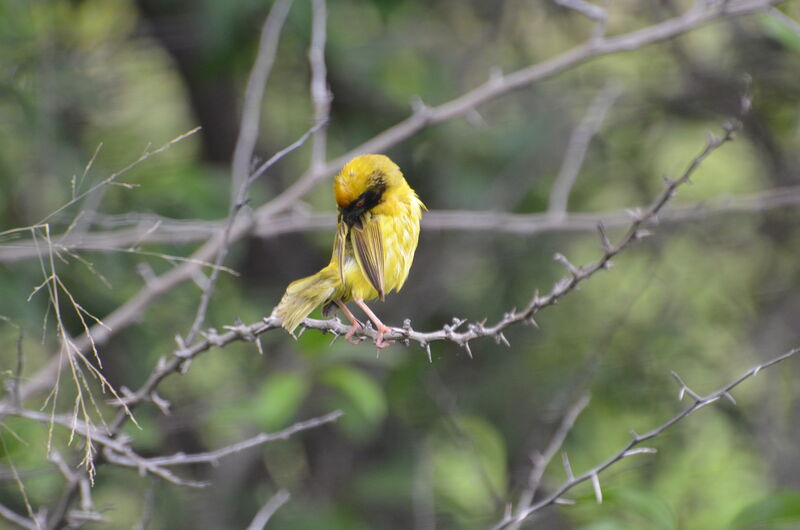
[{"left": 350, "top": 215, "right": 385, "bottom": 299}]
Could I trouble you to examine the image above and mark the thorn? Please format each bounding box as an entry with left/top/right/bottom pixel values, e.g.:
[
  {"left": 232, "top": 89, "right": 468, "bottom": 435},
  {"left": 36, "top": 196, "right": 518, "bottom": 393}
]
[
  {"left": 670, "top": 370, "right": 701, "bottom": 401},
  {"left": 421, "top": 342, "right": 432, "bottom": 363},
  {"left": 463, "top": 341, "right": 473, "bottom": 359},
  {"left": 561, "top": 451, "right": 574, "bottom": 480},
  {"left": 597, "top": 222, "right": 612, "bottom": 252},
  {"left": 554, "top": 497, "right": 576, "bottom": 505},
  {"left": 591, "top": 472, "right": 603, "bottom": 504},
  {"left": 634, "top": 228, "right": 653, "bottom": 240},
  {"left": 625, "top": 207, "right": 643, "bottom": 221},
  {"left": 489, "top": 66, "right": 504, "bottom": 85},
  {"left": 410, "top": 96, "right": 429, "bottom": 116},
  {"left": 495, "top": 333, "right": 510, "bottom": 347},
  {"left": 722, "top": 391, "right": 737, "bottom": 405},
  {"left": 255, "top": 337, "right": 263, "bottom": 355},
  {"left": 623, "top": 447, "right": 657, "bottom": 457},
  {"left": 150, "top": 392, "right": 171, "bottom": 415},
  {"left": 554, "top": 253, "right": 580, "bottom": 277},
  {"left": 753, "top": 365, "right": 761, "bottom": 376}
]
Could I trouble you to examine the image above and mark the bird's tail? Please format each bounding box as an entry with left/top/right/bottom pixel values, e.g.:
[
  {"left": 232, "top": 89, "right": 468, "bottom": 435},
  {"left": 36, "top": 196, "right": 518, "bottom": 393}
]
[{"left": 274, "top": 265, "right": 340, "bottom": 333}]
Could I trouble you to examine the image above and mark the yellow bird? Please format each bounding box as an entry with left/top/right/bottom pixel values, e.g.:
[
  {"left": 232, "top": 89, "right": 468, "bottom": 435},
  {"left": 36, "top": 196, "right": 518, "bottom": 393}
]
[{"left": 274, "top": 154, "right": 425, "bottom": 348}]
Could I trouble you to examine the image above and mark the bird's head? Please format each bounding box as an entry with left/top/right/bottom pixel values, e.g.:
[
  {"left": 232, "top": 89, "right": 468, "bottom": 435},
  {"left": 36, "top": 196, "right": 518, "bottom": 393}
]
[{"left": 334, "top": 154, "right": 405, "bottom": 227}]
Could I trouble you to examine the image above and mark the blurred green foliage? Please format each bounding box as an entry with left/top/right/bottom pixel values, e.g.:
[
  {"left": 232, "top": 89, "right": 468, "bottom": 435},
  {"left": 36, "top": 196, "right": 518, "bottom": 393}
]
[{"left": 1, "top": 0, "right": 800, "bottom": 529}]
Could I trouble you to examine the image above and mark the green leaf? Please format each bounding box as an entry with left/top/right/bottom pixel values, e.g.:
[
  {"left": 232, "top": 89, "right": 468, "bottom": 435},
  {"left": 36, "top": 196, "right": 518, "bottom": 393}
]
[
  {"left": 252, "top": 372, "right": 311, "bottom": 431},
  {"left": 320, "top": 365, "right": 387, "bottom": 440},
  {"left": 427, "top": 415, "right": 507, "bottom": 520},
  {"left": 730, "top": 491, "right": 800, "bottom": 529}
]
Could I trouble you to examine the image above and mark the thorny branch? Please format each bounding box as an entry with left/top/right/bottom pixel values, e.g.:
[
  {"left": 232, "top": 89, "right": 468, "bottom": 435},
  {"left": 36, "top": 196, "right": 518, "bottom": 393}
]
[{"left": 492, "top": 346, "right": 800, "bottom": 529}]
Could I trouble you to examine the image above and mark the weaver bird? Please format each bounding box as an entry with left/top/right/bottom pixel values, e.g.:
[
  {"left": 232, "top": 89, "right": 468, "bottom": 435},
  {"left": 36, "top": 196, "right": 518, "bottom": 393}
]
[{"left": 274, "top": 154, "right": 424, "bottom": 348}]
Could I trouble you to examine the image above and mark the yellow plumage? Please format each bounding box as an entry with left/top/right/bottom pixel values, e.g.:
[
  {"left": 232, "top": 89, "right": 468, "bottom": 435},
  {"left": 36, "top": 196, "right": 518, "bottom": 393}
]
[{"left": 274, "top": 154, "right": 424, "bottom": 348}]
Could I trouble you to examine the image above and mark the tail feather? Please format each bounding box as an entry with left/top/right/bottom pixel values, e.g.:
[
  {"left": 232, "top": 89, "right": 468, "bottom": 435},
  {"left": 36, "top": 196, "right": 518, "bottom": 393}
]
[{"left": 274, "top": 266, "right": 339, "bottom": 333}]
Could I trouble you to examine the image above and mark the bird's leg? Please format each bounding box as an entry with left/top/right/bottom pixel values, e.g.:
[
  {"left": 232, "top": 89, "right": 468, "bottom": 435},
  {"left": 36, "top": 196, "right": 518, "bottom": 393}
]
[
  {"left": 353, "top": 297, "right": 394, "bottom": 349},
  {"left": 335, "top": 300, "right": 364, "bottom": 344}
]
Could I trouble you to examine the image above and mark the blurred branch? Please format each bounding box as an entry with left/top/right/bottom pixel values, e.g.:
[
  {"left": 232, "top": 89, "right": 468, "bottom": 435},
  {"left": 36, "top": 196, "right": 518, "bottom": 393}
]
[
  {"left": 4, "top": 183, "right": 799, "bottom": 264},
  {"left": 246, "top": 489, "right": 291, "bottom": 530},
  {"left": 309, "top": 0, "right": 331, "bottom": 169},
  {"left": 0, "top": 503, "right": 38, "bottom": 530},
  {"left": 132, "top": 410, "right": 342, "bottom": 467},
  {"left": 185, "top": 0, "right": 298, "bottom": 345},
  {"left": 230, "top": 0, "right": 295, "bottom": 201},
  {"left": 769, "top": 7, "right": 800, "bottom": 35},
  {"left": 184, "top": 120, "right": 323, "bottom": 344},
  {"left": 8, "top": 408, "right": 341, "bottom": 487},
  {"left": 548, "top": 83, "right": 622, "bottom": 218},
  {"left": 493, "top": 345, "right": 800, "bottom": 528},
  {"left": 553, "top": 0, "right": 607, "bottom": 22},
  {"left": 506, "top": 394, "right": 591, "bottom": 530}
]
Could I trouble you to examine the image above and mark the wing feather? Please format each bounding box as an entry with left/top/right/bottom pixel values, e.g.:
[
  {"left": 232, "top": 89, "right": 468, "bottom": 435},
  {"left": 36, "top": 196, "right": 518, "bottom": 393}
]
[
  {"left": 350, "top": 214, "right": 385, "bottom": 299},
  {"left": 333, "top": 216, "right": 348, "bottom": 285}
]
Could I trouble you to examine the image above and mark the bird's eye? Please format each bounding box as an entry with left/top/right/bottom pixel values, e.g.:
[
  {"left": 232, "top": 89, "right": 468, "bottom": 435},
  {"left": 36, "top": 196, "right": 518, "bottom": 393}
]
[{"left": 355, "top": 198, "right": 365, "bottom": 208}]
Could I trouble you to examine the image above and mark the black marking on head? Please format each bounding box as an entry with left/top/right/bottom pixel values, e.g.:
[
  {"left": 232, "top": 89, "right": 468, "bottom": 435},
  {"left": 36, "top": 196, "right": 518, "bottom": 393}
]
[{"left": 340, "top": 182, "right": 386, "bottom": 227}]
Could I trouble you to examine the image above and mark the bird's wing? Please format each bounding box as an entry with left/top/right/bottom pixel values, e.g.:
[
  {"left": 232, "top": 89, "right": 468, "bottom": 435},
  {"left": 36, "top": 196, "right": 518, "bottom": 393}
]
[
  {"left": 350, "top": 214, "right": 385, "bottom": 299},
  {"left": 334, "top": 216, "right": 348, "bottom": 285}
]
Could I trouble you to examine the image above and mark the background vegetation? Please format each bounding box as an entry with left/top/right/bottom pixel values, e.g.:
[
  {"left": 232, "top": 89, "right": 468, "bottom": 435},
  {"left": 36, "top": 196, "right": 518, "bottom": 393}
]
[{"left": 1, "top": 0, "right": 800, "bottom": 528}]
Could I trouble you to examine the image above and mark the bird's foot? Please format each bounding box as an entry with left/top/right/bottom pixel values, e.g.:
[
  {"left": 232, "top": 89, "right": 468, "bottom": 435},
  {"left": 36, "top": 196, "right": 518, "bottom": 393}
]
[
  {"left": 374, "top": 324, "right": 395, "bottom": 349},
  {"left": 344, "top": 321, "right": 364, "bottom": 345}
]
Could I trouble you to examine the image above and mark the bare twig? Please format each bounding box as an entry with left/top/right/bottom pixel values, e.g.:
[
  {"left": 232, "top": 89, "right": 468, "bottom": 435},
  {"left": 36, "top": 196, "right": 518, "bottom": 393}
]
[
  {"left": 548, "top": 84, "right": 622, "bottom": 217},
  {"left": 246, "top": 489, "right": 291, "bottom": 530},
  {"left": 493, "top": 346, "right": 800, "bottom": 528}
]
